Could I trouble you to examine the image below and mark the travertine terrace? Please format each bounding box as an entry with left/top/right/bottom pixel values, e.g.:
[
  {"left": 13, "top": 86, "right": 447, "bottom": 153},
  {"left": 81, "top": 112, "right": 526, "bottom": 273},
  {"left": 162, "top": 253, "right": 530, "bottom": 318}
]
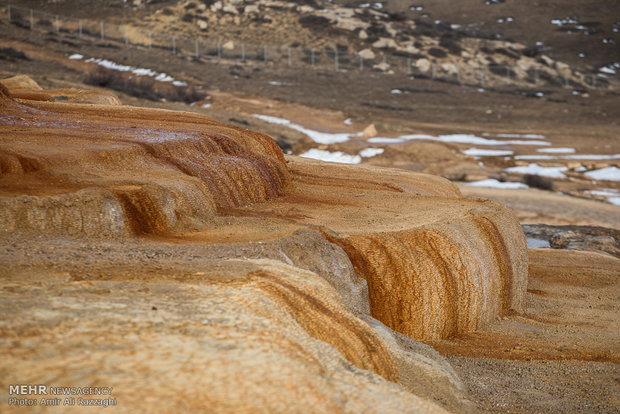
[{"left": 0, "top": 80, "right": 529, "bottom": 412}]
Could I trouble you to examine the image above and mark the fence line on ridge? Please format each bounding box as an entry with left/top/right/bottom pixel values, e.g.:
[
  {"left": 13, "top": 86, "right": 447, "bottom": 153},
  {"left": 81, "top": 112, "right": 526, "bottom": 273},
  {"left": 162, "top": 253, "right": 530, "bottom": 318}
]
[{"left": 1, "top": 2, "right": 610, "bottom": 90}]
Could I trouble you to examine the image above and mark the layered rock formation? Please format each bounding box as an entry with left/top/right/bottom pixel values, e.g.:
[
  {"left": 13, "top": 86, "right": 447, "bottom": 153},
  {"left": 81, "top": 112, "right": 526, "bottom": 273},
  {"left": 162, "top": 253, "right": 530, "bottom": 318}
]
[{"left": 0, "top": 80, "right": 528, "bottom": 412}]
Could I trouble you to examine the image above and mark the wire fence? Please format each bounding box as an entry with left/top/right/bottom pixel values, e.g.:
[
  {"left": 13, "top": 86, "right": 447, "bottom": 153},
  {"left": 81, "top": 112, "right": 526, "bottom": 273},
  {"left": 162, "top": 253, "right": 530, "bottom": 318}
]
[{"left": 1, "top": 2, "right": 612, "bottom": 90}]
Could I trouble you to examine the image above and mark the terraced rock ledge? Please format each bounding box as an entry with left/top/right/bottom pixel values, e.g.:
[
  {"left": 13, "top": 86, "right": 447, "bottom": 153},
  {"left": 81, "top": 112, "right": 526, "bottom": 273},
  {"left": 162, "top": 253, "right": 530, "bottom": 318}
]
[{"left": 0, "top": 80, "right": 529, "bottom": 413}]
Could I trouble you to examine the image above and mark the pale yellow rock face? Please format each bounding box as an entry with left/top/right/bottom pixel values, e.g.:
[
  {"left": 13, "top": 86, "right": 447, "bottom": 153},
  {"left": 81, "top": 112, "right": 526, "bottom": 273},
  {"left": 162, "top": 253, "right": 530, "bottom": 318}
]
[
  {"left": 236, "top": 158, "right": 528, "bottom": 341},
  {"left": 0, "top": 260, "right": 447, "bottom": 414},
  {"left": 0, "top": 83, "right": 528, "bottom": 412}
]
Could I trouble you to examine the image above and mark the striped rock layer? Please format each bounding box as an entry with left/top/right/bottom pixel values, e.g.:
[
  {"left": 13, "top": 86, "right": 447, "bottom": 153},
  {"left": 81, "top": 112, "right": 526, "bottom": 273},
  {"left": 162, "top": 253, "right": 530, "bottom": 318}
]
[{"left": 0, "top": 80, "right": 528, "bottom": 413}]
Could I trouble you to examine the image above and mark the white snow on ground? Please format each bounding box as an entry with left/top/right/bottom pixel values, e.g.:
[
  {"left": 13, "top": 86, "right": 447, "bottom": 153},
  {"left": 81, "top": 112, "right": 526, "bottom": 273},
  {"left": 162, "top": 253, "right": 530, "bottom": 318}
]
[
  {"left": 299, "top": 149, "right": 361, "bottom": 164},
  {"left": 367, "top": 137, "right": 406, "bottom": 144},
  {"left": 300, "top": 147, "right": 383, "bottom": 163},
  {"left": 466, "top": 179, "right": 529, "bottom": 189},
  {"left": 253, "top": 116, "right": 551, "bottom": 147},
  {"left": 133, "top": 68, "right": 157, "bottom": 77},
  {"left": 81, "top": 57, "right": 188, "bottom": 86},
  {"left": 463, "top": 148, "right": 514, "bottom": 156},
  {"left": 537, "top": 147, "right": 576, "bottom": 153},
  {"left": 590, "top": 189, "right": 620, "bottom": 197},
  {"left": 564, "top": 154, "right": 620, "bottom": 160},
  {"left": 608, "top": 197, "right": 620, "bottom": 206},
  {"left": 401, "top": 134, "right": 551, "bottom": 146},
  {"left": 600, "top": 66, "right": 616, "bottom": 75},
  {"left": 527, "top": 238, "right": 551, "bottom": 248},
  {"left": 505, "top": 163, "right": 568, "bottom": 178},
  {"left": 360, "top": 148, "right": 384, "bottom": 158},
  {"left": 201, "top": 103, "right": 211, "bottom": 109},
  {"left": 391, "top": 89, "right": 403, "bottom": 94},
  {"left": 155, "top": 73, "right": 174, "bottom": 82},
  {"left": 254, "top": 114, "right": 356, "bottom": 144},
  {"left": 484, "top": 133, "right": 546, "bottom": 139},
  {"left": 514, "top": 155, "right": 554, "bottom": 160},
  {"left": 585, "top": 166, "right": 620, "bottom": 181},
  {"left": 516, "top": 154, "right": 620, "bottom": 161},
  {"left": 344, "top": 118, "right": 352, "bottom": 125},
  {"left": 69, "top": 54, "right": 83, "bottom": 60},
  {"left": 86, "top": 58, "right": 133, "bottom": 72},
  {"left": 587, "top": 189, "right": 620, "bottom": 206}
]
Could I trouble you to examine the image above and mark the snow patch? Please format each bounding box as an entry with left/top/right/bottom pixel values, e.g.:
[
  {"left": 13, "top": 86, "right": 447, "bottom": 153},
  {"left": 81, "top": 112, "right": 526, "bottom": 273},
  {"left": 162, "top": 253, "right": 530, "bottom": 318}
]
[
  {"left": 300, "top": 149, "right": 361, "bottom": 164},
  {"left": 467, "top": 179, "right": 529, "bottom": 189},
  {"left": 505, "top": 163, "right": 567, "bottom": 178},
  {"left": 344, "top": 118, "right": 352, "bottom": 125},
  {"left": 402, "top": 133, "right": 550, "bottom": 146},
  {"left": 367, "top": 137, "right": 406, "bottom": 144},
  {"left": 585, "top": 166, "right": 620, "bottom": 181},
  {"left": 537, "top": 147, "right": 576, "bottom": 154},
  {"left": 359, "top": 148, "right": 384, "bottom": 158},
  {"left": 83, "top": 57, "right": 188, "bottom": 86},
  {"left": 69, "top": 54, "right": 83, "bottom": 60},
  {"left": 463, "top": 148, "right": 513, "bottom": 157},
  {"left": 527, "top": 238, "right": 550, "bottom": 248},
  {"left": 254, "top": 114, "right": 354, "bottom": 144},
  {"left": 607, "top": 197, "right": 620, "bottom": 206},
  {"left": 486, "top": 133, "right": 546, "bottom": 139},
  {"left": 516, "top": 154, "right": 620, "bottom": 161}
]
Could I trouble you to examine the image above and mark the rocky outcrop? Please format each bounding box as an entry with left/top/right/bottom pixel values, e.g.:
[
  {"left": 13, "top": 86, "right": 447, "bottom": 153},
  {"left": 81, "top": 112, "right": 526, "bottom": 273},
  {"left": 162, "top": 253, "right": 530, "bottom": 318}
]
[
  {"left": 0, "top": 255, "right": 450, "bottom": 413},
  {"left": 523, "top": 224, "right": 620, "bottom": 258},
  {"left": 0, "top": 83, "right": 530, "bottom": 412},
  {"left": 235, "top": 158, "right": 527, "bottom": 341},
  {"left": 0, "top": 84, "right": 288, "bottom": 236},
  {"left": 143, "top": 0, "right": 592, "bottom": 89}
]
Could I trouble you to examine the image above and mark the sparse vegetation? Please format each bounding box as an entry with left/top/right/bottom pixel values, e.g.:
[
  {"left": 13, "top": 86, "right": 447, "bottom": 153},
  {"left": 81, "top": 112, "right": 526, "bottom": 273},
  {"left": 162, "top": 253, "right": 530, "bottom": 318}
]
[
  {"left": 524, "top": 174, "right": 554, "bottom": 190},
  {"left": 0, "top": 48, "right": 30, "bottom": 62}
]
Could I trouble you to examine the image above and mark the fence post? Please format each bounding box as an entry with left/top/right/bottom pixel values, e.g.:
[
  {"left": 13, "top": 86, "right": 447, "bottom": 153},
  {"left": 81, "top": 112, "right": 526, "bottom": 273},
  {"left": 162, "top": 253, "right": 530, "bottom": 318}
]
[
  {"left": 195, "top": 39, "right": 199, "bottom": 58},
  {"left": 172, "top": 36, "right": 176, "bottom": 54},
  {"left": 311, "top": 49, "right": 315, "bottom": 67},
  {"left": 30, "top": 9, "right": 33, "bottom": 30},
  {"left": 407, "top": 58, "right": 411, "bottom": 75},
  {"left": 335, "top": 50, "right": 339, "bottom": 71},
  {"left": 218, "top": 42, "right": 222, "bottom": 59},
  {"left": 241, "top": 43, "right": 245, "bottom": 62},
  {"left": 287, "top": 47, "right": 291, "bottom": 67},
  {"left": 55, "top": 15, "right": 59, "bottom": 34},
  {"left": 148, "top": 31, "right": 152, "bottom": 48},
  {"left": 263, "top": 45, "right": 267, "bottom": 63},
  {"left": 100, "top": 22, "right": 104, "bottom": 40},
  {"left": 360, "top": 56, "right": 363, "bottom": 71},
  {"left": 78, "top": 20, "right": 82, "bottom": 37}
]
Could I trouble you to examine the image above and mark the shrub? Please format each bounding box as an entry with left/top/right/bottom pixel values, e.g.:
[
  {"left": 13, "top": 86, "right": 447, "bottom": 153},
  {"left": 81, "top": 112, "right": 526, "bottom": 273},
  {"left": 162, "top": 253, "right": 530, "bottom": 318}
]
[{"left": 524, "top": 174, "right": 554, "bottom": 190}]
